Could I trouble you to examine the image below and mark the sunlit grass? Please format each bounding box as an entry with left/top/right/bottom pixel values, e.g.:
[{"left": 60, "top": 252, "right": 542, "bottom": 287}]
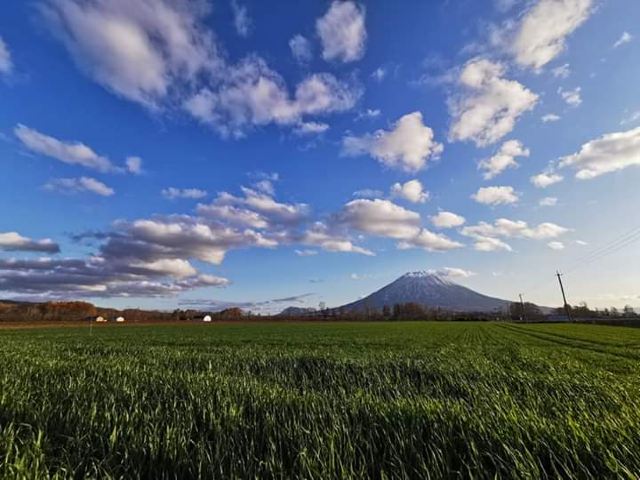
[{"left": 1, "top": 322, "right": 640, "bottom": 478}]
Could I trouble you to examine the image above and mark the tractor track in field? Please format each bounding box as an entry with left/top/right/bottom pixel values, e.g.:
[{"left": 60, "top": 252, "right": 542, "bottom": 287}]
[{"left": 497, "top": 323, "right": 640, "bottom": 361}]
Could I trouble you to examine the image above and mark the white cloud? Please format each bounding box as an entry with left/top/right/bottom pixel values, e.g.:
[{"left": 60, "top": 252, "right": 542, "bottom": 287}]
[
  {"left": 300, "top": 222, "right": 373, "bottom": 256},
  {"left": 352, "top": 188, "right": 384, "bottom": 199},
  {"left": 40, "top": 0, "right": 219, "bottom": 108},
  {"left": 230, "top": 0, "right": 252, "bottom": 37},
  {"left": 614, "top": 31, "right": 633, "bottom": 48},
  {"left": 162, "top": 187, "right": 208, "bottom": 200},
  {"left": 356, "top": 108, "right": 381, "bottom": 121},
  {"left": 479, "top": 139, "right": 530, "bottom": 179},
  {"left": 126, "top": 156, "right": 143, "bottom": 174},
  {"left": 531, "top": 172, "right": 563, "bottom": 188},
  {"left": 371, "top": 67, "right": 386, "bottom": 82},
  {"left": 510, "top": 0, "right": 593, "bottom": 70},
  {"left": 542, "top": 113, "right": 561, "bottom": 123},
  {"left": 0, "top": 36, "right": 13, "bottom": 74},
  {"left": 430, "top": 211, "right": 466, "bottom": 229},
  {"left": 576, "top": 240, "right": 588, "bottom": 246},
  {"left": 472, "top": 236, "right": 513, "bottom": 252},
  {"left": 559, "top": 86, "right": 582, "bottom": 106},
  {"left": 430, "top": 267, "right": 475, "bottom": 278},
  {"left": 185, "top": 61, "right": 360, "bottom": 136},
  {"left": 390, "top": 179, "right": 430, "bottom": 203},
  {"left": 462, "top": 218, "right": 568, "bottom": 240},
  {"left": 0, "top": 232, "right": 60, "bottom": 253},
  {"left": 294, "top": 121, "right": 329, "bottom": 136},
  {"left": 289, "top": 34, "right": 312, "bottom": 63},
  {"left": 548, "top": 241, "right": 565, "bottom": 250},
  {"left": 539, "top": 196, "right": 558, "bottom": 207},
  {"left": 551, "top": 63, "right": 570, "bottom": 79},
  {"left": 620, "top": 111, "right": 640, "bottom": 126},
  {"left": 397, "top": 229, "right": 463, "bottom": 252},
  {"left": 559, "top": 126, "right": 640, "bottom": 179},
  {"left": 471, "top": 186, "right": 519, "bottom": 205},
  {"left": 45, "top": 176, "right": 115, "bottom": 197},
  {"left": 295, "top": 249, "right": 318, "bottom": 257},
  {"left": 316, "top": 1, "right": 366, "bottom": 63},
  {"left": 42, "top": 0, "right": 359, "bottom": 136},
  {"left": 449, "top": 58, "right": 538, "bottom": 147},
  {"left": 14, "top": 124, "right": 115, "bottom": 172},
  {"left": 336, "top": 199, "right": 461, "bottom": 252},
  {"left": 197, "top": 203, "right": 267, "bottom": 229},
  {"left": 462, "top": 217, "right": 568, "bottom": 252},
  {"left": 342, "top": 111, "right": 443, "bottom": 172},
  {"left": 337, "top": 199, "right": 421, "bottom": 239}
]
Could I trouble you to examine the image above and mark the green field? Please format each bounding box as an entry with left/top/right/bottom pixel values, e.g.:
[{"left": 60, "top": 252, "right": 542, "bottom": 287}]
[{"left": 2, "top": 322, "right": 640, "bottom": 479}]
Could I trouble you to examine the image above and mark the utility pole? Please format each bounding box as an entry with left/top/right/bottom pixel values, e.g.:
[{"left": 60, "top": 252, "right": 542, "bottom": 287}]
[
  {"left": 556, "top": 271, "right": 573, "bottom": 322},
  {"left": 519, "top": 293, "right": 526, "bottom": 323}
]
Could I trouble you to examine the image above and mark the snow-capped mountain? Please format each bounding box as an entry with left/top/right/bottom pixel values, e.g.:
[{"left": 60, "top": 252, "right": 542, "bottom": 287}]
[{"left": 339, "top": 271, "right": 510, "bottom": 313}]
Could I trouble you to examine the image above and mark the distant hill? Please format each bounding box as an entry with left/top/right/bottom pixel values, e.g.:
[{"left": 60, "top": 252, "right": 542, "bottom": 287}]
[
  {"left": 338, "top": 271, "right": 512, "bottom": 313},
  {"left": 278, "top": 307, "right": 317, "bottom": 317}
]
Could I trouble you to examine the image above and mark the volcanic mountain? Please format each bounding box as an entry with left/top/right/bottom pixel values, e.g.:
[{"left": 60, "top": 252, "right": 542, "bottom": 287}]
[{"left": 339, "top": 271, "right": 511, "bottom": 313}]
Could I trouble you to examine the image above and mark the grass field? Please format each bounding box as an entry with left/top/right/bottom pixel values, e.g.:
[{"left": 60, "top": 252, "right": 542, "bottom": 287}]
[{"left": 1, "top": 321, "right": 640, "bottom": 479}]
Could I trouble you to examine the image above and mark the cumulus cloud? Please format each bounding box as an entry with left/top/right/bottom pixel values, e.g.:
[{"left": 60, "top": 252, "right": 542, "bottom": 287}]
[
  {"left": 462, "top": 218, "right": 568, "bottom": 240},
  {"left": 336, "top": 199, "right": 420, "bottom": 239},
  {"left": 539, "top": 196, "right": 558, "bottom": 207},
  {"left": 342, "top": 112, "right": 443, "bottom": 172},
  {"left": 558, "top": 86, "right": 582, "bottom": 106},
  {"left": 289, "top": 34, "right": 312, "bottom": 63},
  {"left": 162, "top": 187, "right": 208, "bottom": 200},
  {"left": 449, "top": 58, "right": 538, "bottom": 147},
  {"left": 126, "top": 156, "right": 143, "bottom": 174},
  {"left": 390, "top": 179, "right": 430, "bottom": 203},
  {"left": 294, "top": 121, "right": 329, "bottom": 136},
  {"left": 40, "top": 0, "right": 220, "bottom": 108},
  {"left": 295, "top": 249, "right": 318, "bottom": 257},
  {"left": 371, "top": 67, "right": 386, "bottom": 82},
  {"left": 0, "top": 36, "right": 13, "bottom": 74},
  {"left": 356, "top": 108, "right": 381, "bottom": 121},
  {"left": 316, "top": 1, "right": 366, "bottom": 63},
  {"left": 230, "top": 0, "right": 252, "bottom": 37},
  {"left": 430, "top": 211, "right": 466, "bottom": 229},
  {"left": 352, "top": 188, "right": 384, "bottom": 199},
  {"left": 552, "top": 63, "right": 570, "bottom": 79},
  {"left": 299, "top": 222, "right": 373, "bottom": 256},
  {"left": 558, "top": 126, "right": 640, "bottom": 179},
  {"left": 397, "top": 229, "right": 463, "bottom": 252},
  {"left": 531, "top": 172, "right": 563, "bottom": 188},
  {"left": 184, "top": 61, "right": 360, "bottom": 136},
  {"left": 510, "top": 0, "right": 593, "bottom": 70},
  {"left": 548, "top": 241, "right": 565, "bottom": 250},
  {"left": 336, "top": 199, "right": 461, "bottom": 252},
  {"left": 45, "top": 177, "right": 115, "bottom": 197},
  {"left": 0, "top": 232, "right": 60, "bottom": 253},
  {"left": 461, "top": 217, "right": 568, "bottom": 252},
  {"left": 542, "top": 113, "right": 561, "bottom": 123},
  {"left": 471, "top": 186, "right": 519, "bottom": 205},
  {"left": 479, "top": 139, "right": 530, "bottom": 179},
  {"left": 613, "top": 31, "right": 633, "bottom": 48},
  {"left": 430, "top": 267, "right": 475, "bottom": 278},
  {"left": 14, "top": 124, "right": 116, "bottom": 172},
  {"left": 41, "top": 0, "right": 359, "bottom": 136}
]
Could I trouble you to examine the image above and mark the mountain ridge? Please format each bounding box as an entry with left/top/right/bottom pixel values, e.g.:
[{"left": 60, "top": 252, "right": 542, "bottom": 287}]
[{"left": 337, "top": 271, "right": 512, "bottom": 313}]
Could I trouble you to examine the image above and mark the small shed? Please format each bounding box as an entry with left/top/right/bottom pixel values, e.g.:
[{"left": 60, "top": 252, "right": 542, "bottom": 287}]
[
  {"left": 203, "top": 315, "right": 212, "bottom": 322},
  {"left": 95, "top": 316, "right": 107, "bottom": 323},
  {"left": 115, "top": 316, "right": 126, "bottom": 323}
]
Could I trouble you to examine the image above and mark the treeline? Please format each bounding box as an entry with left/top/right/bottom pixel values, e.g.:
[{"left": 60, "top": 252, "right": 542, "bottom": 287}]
[{"left": 278, "top": 302, "right": 506, "bottom": 322}]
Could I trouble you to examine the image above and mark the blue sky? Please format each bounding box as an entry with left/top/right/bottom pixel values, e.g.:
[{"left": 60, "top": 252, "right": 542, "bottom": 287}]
[{"left": 1, "top": 0, "right": 639, "bottom": 313}]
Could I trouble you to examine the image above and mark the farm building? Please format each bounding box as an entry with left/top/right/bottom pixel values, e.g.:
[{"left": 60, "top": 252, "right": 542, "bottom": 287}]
[
  {"left": 203, "top": 315, "right": 212, "bottom": 322},
  {"left": 115, "top": 316, "right": 126, "bottom": 323},
  {"left": 95, "top": 316, "right": 107, "bottom": 323}
]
